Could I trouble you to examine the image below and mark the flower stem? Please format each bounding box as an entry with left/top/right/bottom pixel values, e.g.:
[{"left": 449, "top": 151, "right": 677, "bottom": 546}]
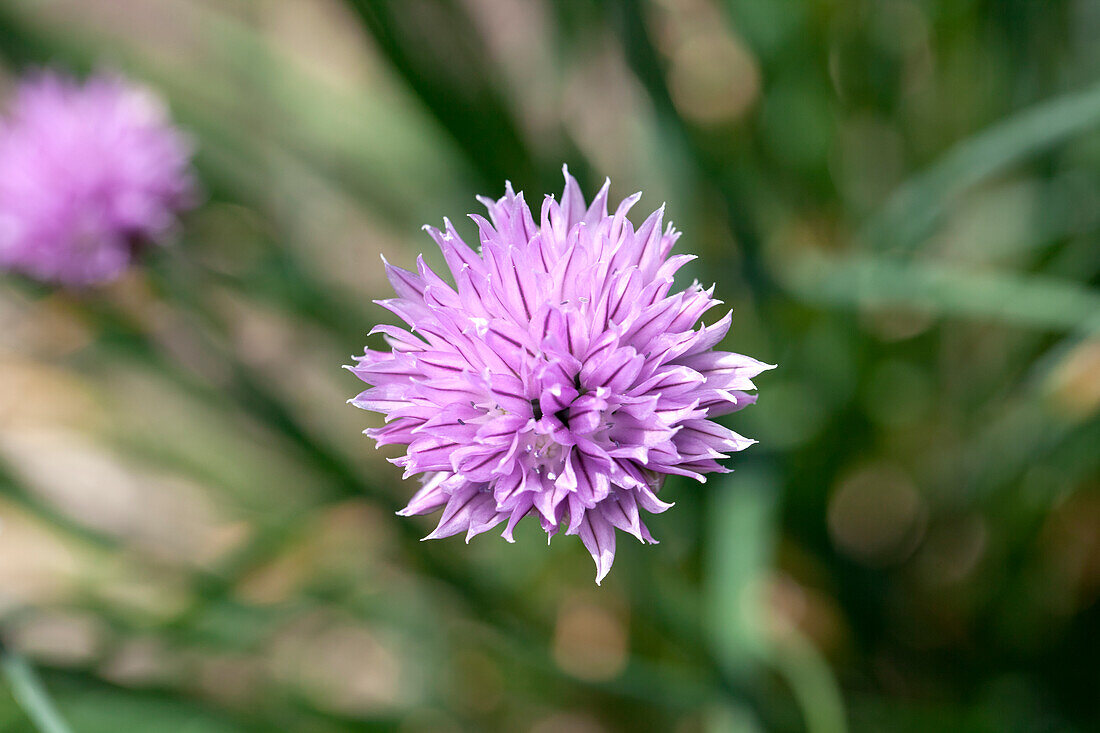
[{"left": 0, "top": 643, "right": 74, "bottom": 733}]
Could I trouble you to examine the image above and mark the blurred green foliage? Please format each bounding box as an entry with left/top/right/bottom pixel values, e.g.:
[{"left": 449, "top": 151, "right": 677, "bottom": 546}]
[{"left": 0, "top": 0, "right": 1098, "bottom": 731}]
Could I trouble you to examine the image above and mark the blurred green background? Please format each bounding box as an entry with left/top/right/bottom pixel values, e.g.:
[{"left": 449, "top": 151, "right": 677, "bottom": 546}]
[{"left": 1, "top": 0, "right": 1099, "bottom": 731}]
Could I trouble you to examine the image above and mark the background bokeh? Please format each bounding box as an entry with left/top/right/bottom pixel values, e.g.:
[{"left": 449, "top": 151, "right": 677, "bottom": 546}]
[{"left": 1, "top": 0, "right": 1099, "bottom": 731}]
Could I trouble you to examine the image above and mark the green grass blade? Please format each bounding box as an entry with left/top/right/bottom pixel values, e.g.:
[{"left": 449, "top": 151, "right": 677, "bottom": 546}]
[
  {"left": 861, "top": 79, "right": 1100, "bottom": 253},
  {"left": 785, "top": 252, "right": 1100, "bottom": 333},
  {"left": 1, "top": 648, "right": 74, "bottom": 733}
]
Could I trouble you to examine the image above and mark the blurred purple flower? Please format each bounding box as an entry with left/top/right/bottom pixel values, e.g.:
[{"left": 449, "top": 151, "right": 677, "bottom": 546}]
[
  {"left": 0, "top": 72, "right": 196, "bottom": 286},
  {"left": 349, "top": 168, "right": 772, "bottom": 583}
]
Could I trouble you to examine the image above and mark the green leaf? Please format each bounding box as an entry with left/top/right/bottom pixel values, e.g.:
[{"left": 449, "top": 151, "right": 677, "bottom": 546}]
[
  {"left": 784, "top": 252, "right": 1100, "bottom": 334},
  {"left": 861, "top": 79, "right": 1100, "bottom": 253},
  {"left": 707, "top": 469, "right": 847, "bottom": 733},
  {"left": 706, "top": 469, "right": 776, "bottom": 677},
  {"left": 1, "top": 650, "right": 74, "bottom": 733},
  {"left": 342, "top": 0, "right": 548, "bottom": 191}
]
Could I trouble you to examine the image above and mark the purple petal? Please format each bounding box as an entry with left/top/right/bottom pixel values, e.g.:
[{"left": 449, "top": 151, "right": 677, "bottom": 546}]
[{"left": 572, "top": 510, "right": 617, "bottom": 585}]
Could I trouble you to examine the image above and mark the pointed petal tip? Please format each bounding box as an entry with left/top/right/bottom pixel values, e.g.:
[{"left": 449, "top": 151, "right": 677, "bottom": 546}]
[
  {"left": 594, "top": 556, "right": 613, "bottom": 585},
  {"left": 561, "top": 164, "right": 579, "bottom": 186},
  {"left": 423, "top": 526, "right": 449, "bottom": 541}
]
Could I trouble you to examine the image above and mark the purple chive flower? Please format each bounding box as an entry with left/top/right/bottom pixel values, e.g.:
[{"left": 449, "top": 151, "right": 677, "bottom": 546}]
[
  {"left": 349, "top": 168, "right": 772, "bottom": 583},
  {"left": 0, "top": 72, "right": 196, "bottom": 286}
]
